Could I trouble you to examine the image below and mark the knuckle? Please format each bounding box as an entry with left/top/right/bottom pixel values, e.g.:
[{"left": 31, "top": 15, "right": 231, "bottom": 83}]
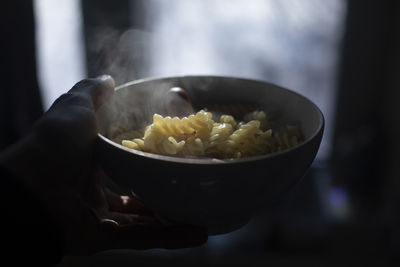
[
  {"left": 56, "top": 92, "right": 93, "bottom": 108},
  {"left": 73, "top": 78, "right": 99, "bottom": 89}
]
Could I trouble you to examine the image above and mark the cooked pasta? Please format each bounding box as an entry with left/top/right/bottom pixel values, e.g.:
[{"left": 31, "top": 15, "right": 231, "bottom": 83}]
[{"left": 114, "top": 109, "right": 303, "bottom": 159}]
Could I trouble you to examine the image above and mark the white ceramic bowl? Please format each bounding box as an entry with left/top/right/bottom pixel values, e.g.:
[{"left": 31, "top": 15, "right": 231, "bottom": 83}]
[{"left": 95, "top": 75, "right": 324, "bottom": 235}]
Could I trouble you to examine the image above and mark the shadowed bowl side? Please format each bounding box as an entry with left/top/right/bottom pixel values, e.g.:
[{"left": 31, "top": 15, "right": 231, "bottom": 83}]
[{"left": 95, "top": 75, "right": 324, "bottom": 235}]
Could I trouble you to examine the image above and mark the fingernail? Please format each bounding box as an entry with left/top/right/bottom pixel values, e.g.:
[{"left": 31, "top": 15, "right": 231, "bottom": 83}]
[
  {"left": 97, "top": 74, "right": 115, "bottom": 88},
  {"left": 101, "top": 218, "right": 119, "bottom": 226}
]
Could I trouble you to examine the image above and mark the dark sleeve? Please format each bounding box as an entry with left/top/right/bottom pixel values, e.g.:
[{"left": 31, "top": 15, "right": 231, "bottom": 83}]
[{"left": 0, "top": 165, "right": 64, "bottom": 265}]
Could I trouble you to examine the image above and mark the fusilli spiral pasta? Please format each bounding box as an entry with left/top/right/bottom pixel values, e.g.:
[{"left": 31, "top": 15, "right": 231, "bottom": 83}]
[{"left": 114, "top": 109, "right": 303, "bottom": 159}]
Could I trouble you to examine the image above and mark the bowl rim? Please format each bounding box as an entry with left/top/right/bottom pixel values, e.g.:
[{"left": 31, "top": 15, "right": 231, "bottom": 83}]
[{"left": 97, "top": 75, "right": 325, "bottom": 165}]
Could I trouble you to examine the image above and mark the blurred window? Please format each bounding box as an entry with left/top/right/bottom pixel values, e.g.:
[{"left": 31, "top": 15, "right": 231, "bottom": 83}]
[
  {"left": 33, "top": 0, "right": 86, "bottom": 110},
  {"left": 146, "top": 0, "right": 347, "bottom": 160},
  {"left": 34, "top": 0, "right": 346, "bottom": 160}
]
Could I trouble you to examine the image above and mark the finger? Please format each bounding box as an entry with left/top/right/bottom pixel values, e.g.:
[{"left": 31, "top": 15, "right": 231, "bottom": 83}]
[
  {"left": 98, "top": 222, "right": 208, "bottom": 251},
  {"left": 68, "top": 75, "right": 115, "bottom": 110},
  {"left": 101, "top": 212, "right": 159, "bottom": 225},
  {"left": 104, "top": 187, "right": 154, "bottom": 216}
]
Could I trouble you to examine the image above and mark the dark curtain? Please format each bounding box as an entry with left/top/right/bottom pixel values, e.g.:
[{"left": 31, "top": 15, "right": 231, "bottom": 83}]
[
  {"left": 331, "top": 0, "right": 400, "bottom": 262},
  {"left": 332, "top": 0, "right": 400, "bottom": 217},
  {"left": 0, "top": 0, "right": 43, "bottom": 150}
]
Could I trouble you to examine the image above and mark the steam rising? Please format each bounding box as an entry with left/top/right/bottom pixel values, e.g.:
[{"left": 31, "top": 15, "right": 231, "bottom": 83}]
[
  {"left": 87, "top": 28, "right": 152, "bottom": 85},
  {"left": 93, "top": 0, "right": 345, "bottom": 160}
]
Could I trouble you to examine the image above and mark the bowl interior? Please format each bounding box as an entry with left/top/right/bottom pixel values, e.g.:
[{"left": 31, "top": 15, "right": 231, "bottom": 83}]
[{"left": 97, "top": 75, "right": 323, "bottom": 160}]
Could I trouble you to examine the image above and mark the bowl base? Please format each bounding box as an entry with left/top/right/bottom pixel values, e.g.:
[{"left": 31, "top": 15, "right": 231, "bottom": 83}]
[
  {"left": 155, "top": 213, "right": 251, "bottom": 236},
  {"left": 207, "top": 215, "right": 252, "bottom": 235}
]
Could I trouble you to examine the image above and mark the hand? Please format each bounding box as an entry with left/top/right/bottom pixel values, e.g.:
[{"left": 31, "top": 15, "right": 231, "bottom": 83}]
[{"left": 0, "top": 75, "right": 207, "bottom": 255}]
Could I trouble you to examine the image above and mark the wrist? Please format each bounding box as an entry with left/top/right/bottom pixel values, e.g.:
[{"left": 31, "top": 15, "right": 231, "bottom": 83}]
[{"left": 0, "top": 130, "right": 59, "bottom": 192}]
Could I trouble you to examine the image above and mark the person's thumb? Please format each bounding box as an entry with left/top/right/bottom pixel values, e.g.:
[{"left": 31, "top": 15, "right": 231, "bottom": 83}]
[{"left": 68, "top": 75, "right": 115, "bottom": 110}]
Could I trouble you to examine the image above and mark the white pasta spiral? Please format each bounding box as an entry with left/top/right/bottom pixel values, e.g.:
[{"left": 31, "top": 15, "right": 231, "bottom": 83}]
[
  {"left": 205, "top": 122, "right": 234, "bottom": 157},
  {"left": 115, "top": 109, "right": 303, "bottom": 159}
]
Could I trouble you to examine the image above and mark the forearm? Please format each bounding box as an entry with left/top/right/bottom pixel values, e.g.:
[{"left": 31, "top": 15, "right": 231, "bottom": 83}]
[
  {"left": 0, "top": 164, "right": 64, "bottom": 265},
  {"left": 0, "top": 129, "right": 96, "bottom": 257},
  {"left": 0, "top": 131, "right": 69, "bottom": 264}
]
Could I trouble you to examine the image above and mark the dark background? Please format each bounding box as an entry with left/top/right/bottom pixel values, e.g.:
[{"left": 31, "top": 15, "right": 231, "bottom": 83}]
[{"left": 1, "top": 0, "right": 400, "bottom": 265}]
